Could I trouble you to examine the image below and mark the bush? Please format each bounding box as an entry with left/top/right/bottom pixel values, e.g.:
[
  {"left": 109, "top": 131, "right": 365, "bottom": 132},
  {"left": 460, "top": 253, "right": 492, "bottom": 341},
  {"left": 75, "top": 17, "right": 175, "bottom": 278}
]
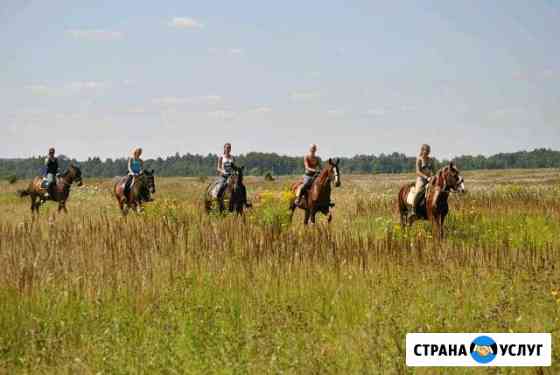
[
  {"left": 7, "top": 175, "right": 17, "bottom": 184},
  {"left": 264, "top": 172, "right": 275, "bottom": 181},
  {"left": 251, "top": 190, "right": 295, "bottom": 231}
]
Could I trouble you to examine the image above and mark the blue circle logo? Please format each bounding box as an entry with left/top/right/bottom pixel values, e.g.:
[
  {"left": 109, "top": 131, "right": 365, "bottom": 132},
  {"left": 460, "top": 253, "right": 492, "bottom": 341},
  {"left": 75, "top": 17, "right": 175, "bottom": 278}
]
[{"left": 470, "top": 336, "right": 497, "bottom": 364}]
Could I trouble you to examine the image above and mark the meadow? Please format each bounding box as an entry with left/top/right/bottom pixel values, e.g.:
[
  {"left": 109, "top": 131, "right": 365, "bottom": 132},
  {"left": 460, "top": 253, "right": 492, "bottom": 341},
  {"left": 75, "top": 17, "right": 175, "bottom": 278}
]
[{"left": 0, "top": 169, "right": 559, "bottom": 374}]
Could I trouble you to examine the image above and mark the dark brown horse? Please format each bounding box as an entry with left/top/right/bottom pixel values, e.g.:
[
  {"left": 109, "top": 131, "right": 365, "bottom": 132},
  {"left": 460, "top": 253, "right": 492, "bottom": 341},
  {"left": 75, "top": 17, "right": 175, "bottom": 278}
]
[
  {"left": 17, "top": 164, "right": 83, "bottom": 214},
  {"left": 290, "top": 158, "right": 341, "bottom": 224},
  {"left": 113, "top": 170, "right": 156, "bottom": 215},
  {"left": 204, "top": 165, "right": 251, "bottom": 214},
  {"left": 398, "top": 162, "right": 465, "bottom": 238}
]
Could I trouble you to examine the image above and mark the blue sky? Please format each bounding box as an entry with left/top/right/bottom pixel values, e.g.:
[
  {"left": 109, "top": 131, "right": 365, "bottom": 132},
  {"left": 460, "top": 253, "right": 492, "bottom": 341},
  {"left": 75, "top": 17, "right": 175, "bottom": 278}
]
[{"left": 2, "top": 0, "right": 559, "bottom": 160}]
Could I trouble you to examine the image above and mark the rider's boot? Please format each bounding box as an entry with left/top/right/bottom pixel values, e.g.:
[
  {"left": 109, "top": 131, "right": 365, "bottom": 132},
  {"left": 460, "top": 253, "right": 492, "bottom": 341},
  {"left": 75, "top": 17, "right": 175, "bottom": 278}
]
[
  {"left": 408, "top": 191, "right": 423, "bottom": 219},
  {"left": 294, "top": 191, "right": 304, "bottom": 207}
]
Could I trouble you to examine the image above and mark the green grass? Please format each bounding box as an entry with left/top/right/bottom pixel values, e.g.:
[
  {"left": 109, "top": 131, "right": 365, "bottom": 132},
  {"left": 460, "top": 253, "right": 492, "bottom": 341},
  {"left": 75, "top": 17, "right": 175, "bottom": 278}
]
[{"left": 0, "top": 169, "right": 559, "bottom": 374}]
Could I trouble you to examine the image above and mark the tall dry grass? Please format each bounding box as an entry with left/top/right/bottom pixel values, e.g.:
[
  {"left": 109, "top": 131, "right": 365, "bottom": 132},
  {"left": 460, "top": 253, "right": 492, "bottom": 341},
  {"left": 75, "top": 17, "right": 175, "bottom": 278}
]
[{"left": 0, "top": 170, "right": 559, "bottom": 374}]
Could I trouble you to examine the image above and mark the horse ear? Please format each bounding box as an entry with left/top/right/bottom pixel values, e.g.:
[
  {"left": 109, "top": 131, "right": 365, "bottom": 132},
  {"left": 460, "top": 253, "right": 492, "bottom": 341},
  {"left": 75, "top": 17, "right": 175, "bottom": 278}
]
[
  {"left": 328, "top": 158, "right": 333, "bottom": 165},
  {"left": 449, "top": 161, "right": 454, "bottom": 168},
  {"left": 336, "top": 158, "right": 340, "bottom": 165}
]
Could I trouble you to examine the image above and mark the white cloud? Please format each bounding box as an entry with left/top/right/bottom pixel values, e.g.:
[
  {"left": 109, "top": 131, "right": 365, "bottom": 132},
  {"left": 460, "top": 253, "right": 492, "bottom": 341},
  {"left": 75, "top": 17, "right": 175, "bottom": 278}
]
[
  {"left": 153, "top": 95, "right": 222, "bottom": 106},
  {"left": 488, "top": 107, "right": 527, "bottom": 119},
  {"left": 169, "top": 17, "right": 204, "bottom": 29},
  {"left": 208, "top": 110, "right": 236, "bottom": 120},
  {"left": 326, "top": 109, "right": 346, "bottom": 117},
  {"left": 25, "top": 84, "right": 53, "bottom": 96},
  {"left": 66, "top": 29, "right": 123, "bottom": 41},
  {"left": 400, "top": 105, "right": 418, "bottom": 113},
  {"left": 66, "top": 81, "right": 109, "bottom": 91},
  {"left": 247, "top": 106, "right": 272, "bottom": 114},
  {"left": 208, "top": 47, "right": 245, "bottom": 56},
  {"left": 25, "top": 81, "right": 109, "bottom": 96},
  {"left": 290, "top": 90, "right": 322, "bottom": 102},
  {"left": 364, "top": 108, "right": 386, "bottom": 117}
]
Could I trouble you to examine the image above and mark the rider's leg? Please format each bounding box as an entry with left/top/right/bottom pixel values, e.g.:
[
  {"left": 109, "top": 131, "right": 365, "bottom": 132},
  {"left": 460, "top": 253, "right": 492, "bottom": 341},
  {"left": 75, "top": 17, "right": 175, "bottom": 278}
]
[
  {"left": 217, "top": 175, "right": 229, "bottom": 199},
  {"left": 295, "top": 175, "right": 313, "bottom": 206},
  {"left": 124, "top": 174, "right": 133, "bottom": 195},
  {"left": 45, "top": 173, "right": 54, "bottom": 198},
  {"left": 409, "top": 177, "right": 427, "bottom": 217}
]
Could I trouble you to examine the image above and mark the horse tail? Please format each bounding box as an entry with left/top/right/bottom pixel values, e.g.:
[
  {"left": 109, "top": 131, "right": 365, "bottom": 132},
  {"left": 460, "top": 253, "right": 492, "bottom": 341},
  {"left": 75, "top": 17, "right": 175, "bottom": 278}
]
[
  {"left": 398, "top": 184, "right": 411, "bottom": 213},
  {"left": 17, "top": 189, "right": 30, "bottom": 198}
]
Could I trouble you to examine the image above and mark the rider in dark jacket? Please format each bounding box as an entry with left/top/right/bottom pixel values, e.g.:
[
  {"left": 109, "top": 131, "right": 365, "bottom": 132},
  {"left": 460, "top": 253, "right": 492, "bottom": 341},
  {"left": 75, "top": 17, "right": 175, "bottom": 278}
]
[{"left": 44, "top": 147, "right": 59, "bottom": 197}]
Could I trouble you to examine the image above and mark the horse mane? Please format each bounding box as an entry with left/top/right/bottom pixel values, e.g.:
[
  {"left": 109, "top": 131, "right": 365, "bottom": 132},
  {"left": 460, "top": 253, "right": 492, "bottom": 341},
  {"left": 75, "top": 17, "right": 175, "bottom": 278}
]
[{"left": 316, "top": 163, "right": 332, "bottom": 186}]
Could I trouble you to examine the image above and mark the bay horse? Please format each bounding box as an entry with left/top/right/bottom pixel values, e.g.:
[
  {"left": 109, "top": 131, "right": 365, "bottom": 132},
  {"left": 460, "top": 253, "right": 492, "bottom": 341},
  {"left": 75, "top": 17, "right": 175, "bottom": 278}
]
[
  {"left": 17, "top": 164, "right": 83, "bottom": 214},
  {"left": 289, "top": 158, "right": 341, "bottom": 225},
  {"left": 398, "top": 162, "right": 465, "bottom": 239},
  {"left": 113, "top": 170, "right": 156, "bottom": 215},
  {"left": 204, "top": 165, "right": 251, "bottom": 214}
]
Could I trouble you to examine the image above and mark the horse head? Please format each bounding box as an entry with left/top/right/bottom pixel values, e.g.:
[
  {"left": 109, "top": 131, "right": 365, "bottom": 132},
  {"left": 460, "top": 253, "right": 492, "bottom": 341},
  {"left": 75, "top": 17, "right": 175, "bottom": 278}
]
[
  {"left": 234, "top": 165, "right": 244, "bottom": 184},
  {"left": 144, "top": 169, "right": 156, "bottom": 194},
  {"left": 328, "top": 158, "right": 341, "bottom": 187},
  {"left": 68, "top": 164, "right": 83, "bottom": 186},
  {"left": 435, "top": 162, "right": 465, "bottom": 193}
]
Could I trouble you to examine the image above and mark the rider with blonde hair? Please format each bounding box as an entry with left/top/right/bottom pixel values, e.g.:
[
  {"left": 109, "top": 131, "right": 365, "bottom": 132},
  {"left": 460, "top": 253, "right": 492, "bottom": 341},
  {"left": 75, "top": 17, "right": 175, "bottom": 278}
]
[
  {"left": 125, "top": 147, "right": 144, "bottom": 195},
  {"left": 294, "top": 144, "right": 320, "bottom": 207},
  {"left": 409, "top": 144, "right": 435, "bottom": 218}
]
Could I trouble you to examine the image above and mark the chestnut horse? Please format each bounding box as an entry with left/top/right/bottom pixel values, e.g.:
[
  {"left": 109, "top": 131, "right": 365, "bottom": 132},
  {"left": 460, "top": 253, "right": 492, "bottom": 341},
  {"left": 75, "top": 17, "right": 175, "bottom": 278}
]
[
  {"left": 204, "top": 165, "right": 251, "bottom": 214},
  {"left": 398, "top": 162, "right": 465, "bottom": 238},
  {"left": 17, "top": 164, "right": 83, "bottom": 214},
  {"left": 289, "top": 158, "right": 341, "bottom": 224},
  {"left": 113, "top": 170, "right": 156, "bottom": 215}
]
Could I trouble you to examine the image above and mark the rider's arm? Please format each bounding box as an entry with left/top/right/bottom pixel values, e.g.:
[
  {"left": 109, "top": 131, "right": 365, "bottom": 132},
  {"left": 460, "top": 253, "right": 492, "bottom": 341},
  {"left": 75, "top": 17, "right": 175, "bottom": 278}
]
[{"left": 127, "top": 158, "right": 134, "bottom": 175}]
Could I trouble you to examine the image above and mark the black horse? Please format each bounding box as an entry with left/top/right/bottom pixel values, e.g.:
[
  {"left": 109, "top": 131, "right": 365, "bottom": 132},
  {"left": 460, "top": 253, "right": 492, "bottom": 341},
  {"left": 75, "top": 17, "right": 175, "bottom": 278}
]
[{"left": 204, "top": 165, "right": 251, "bottom": 214}]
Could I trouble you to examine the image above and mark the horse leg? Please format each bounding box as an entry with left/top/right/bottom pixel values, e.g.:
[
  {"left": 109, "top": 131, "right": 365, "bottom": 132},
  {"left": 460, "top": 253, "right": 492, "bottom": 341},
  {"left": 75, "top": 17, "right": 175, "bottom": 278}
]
[
  {"left": 30, "top": 195, "right": 36, "bottom": 213},
  {"left": 431, "top": 216, "right": 441, "bottom": 240},
  {"left": 439, "top": 215, "right": 446, "bottom": 239},
  {"left": 310, "top": 209, "right": 317, "bottom": 224},
  {"left": 303, "top": 209, "right": 310, "bottom": 225}
]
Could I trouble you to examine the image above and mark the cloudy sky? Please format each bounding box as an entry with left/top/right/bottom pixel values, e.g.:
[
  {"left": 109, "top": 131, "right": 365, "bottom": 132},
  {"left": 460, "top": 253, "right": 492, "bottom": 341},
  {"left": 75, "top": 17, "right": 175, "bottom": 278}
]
[{"left": 2, "top": 0, "right": 559, "bottom": 160}]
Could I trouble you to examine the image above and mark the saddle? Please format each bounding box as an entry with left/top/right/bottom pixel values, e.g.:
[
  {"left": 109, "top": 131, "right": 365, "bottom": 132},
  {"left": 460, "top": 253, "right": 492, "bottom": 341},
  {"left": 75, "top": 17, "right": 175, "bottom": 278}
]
[
  {"left": 406, "top": 185, "right": 429, "bottom": 206},
  {"left": 209, "top": 176, "right": 233, "bottom": 199},
  {"left": 40, "top": 176, "right": 61, "bottom": 192}
]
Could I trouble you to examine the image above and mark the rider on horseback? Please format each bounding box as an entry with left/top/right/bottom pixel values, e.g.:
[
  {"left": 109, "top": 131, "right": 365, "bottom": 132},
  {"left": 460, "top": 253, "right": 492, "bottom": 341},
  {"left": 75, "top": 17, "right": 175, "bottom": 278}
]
[
  {"left": 43, "top": 147, "right": 59, "bottom": 198},
  {"left": 294, "top": 144, "right": 321, "bottom": 207},
  {"left": 409, "top": 144, "right": 435, "bottom": 218},
  {"left": 216, "top": 142, "right": 235, "bottom": 200},
  {"left": 125, "top": 147, "right": 144, "bottom": 197}
]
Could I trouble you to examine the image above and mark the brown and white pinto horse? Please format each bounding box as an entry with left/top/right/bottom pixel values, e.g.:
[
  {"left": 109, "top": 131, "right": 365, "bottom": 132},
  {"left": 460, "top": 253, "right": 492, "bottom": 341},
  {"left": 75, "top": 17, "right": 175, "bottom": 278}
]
[
  {"left": 398, "top": 162, "right": 465, "bottom": 239},
  {"left": 289, "top": 158, "right": 341, "bottom": 224},
  {"left": 17, "top": 164, "right": 83, "bottom": 214}
]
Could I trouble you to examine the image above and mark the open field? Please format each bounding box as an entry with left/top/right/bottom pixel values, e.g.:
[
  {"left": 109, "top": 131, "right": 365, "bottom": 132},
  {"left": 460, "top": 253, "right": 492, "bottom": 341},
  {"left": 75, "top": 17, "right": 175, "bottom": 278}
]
[{"left": 1, "top": 169, "right": 559, "bottom": 374}]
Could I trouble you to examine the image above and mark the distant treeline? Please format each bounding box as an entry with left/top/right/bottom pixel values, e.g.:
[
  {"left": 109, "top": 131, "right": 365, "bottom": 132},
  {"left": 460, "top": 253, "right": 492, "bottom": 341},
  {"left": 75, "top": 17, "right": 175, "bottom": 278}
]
[{"left": 1, "top": 148, "right": 559, "bottom": 179}]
